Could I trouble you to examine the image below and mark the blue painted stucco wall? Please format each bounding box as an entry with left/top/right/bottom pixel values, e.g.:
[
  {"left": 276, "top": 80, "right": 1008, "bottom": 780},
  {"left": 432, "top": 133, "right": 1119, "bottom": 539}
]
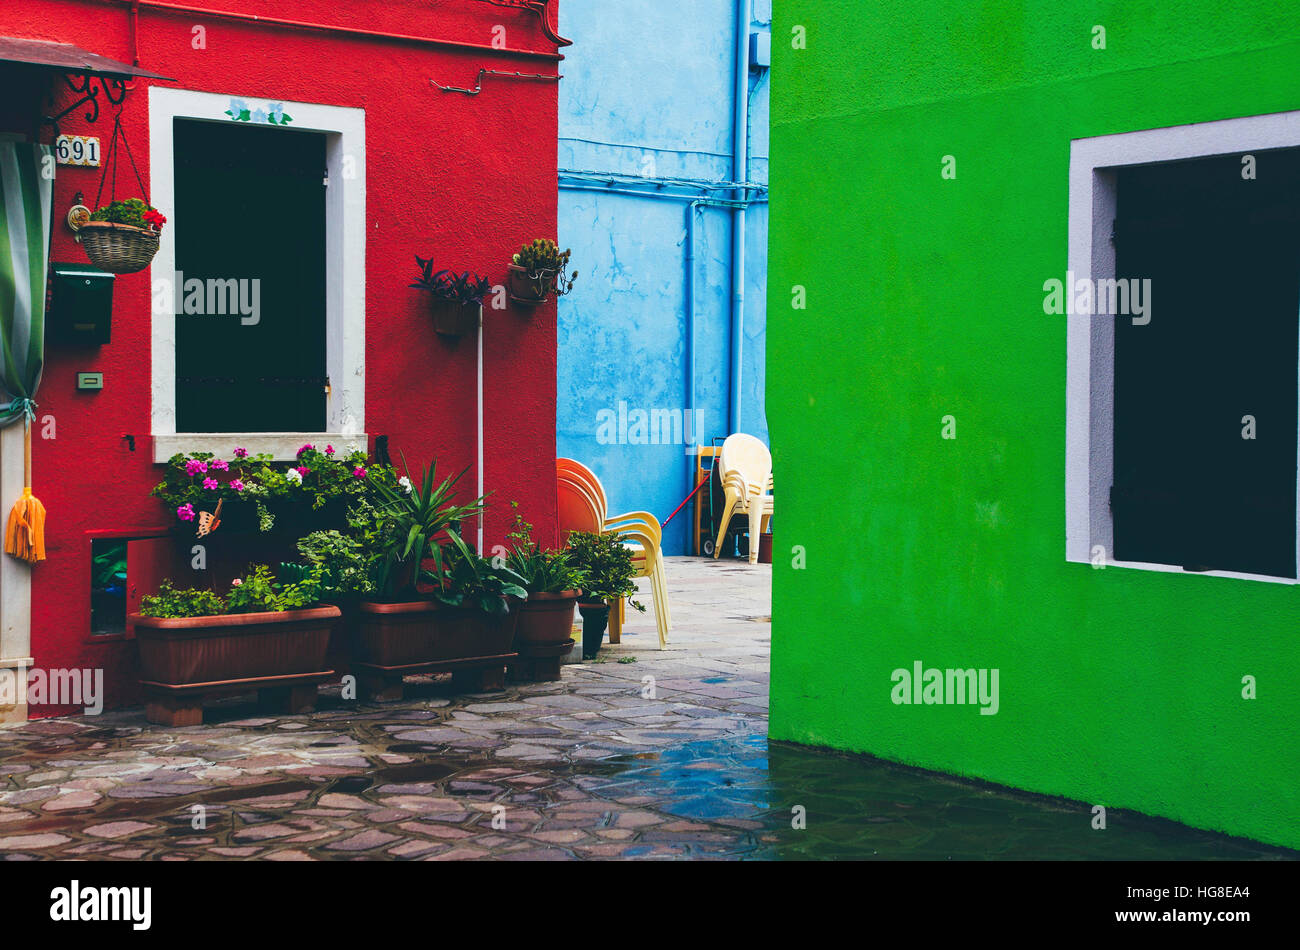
[{"left": 556, "top": 0, "right": 770, "bottom": 555}]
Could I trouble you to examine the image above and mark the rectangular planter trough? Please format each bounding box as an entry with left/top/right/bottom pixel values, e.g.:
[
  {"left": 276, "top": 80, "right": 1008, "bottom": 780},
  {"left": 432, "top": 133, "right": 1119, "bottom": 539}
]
[
  {"left": 132, "top": 606, "right": 339, "bottom": 726},
  {"left": 353, "top": 599, "right": 519, "bottom": 700}
]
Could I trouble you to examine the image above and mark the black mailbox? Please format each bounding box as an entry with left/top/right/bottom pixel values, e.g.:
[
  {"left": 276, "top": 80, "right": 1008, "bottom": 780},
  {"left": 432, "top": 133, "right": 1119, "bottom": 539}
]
[{"left": 49, "top": 262, "right": 114, "bottom": 344}]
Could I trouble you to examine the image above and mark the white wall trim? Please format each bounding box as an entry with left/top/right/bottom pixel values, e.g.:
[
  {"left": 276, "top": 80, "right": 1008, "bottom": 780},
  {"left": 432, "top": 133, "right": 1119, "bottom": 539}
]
[
  {"left": 153, "top": 432, "right": 368, "bottom": 463},
  {"left": 148, "top": 88, "right": 366, "bottom": 463},
  {"left": 1066, "top": 109, "right": 1300, "bottom": 579}
]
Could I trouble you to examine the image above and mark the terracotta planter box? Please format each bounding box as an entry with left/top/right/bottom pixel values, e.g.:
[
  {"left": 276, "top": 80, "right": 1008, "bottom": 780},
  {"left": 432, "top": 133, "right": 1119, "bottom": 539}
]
[
  {"left": 515, "top": 590, "right": 580, "bottom": 647},
  {"left": 131, "top": 606, "right": 339, "bottom": 725},
  {"left": 355, "top": 599, "right": 519, "bottom": 666}
]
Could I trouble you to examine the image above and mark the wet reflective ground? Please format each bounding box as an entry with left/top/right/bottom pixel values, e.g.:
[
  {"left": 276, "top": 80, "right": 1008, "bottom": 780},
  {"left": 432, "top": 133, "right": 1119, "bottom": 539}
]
[{"left": 1, "top": 560, "right": 1293, "bottom": 860}]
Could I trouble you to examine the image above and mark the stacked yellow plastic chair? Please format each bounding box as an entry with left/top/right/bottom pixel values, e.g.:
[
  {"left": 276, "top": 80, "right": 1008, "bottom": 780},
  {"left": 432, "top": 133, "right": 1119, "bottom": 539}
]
[
  {"left": 557, "top": 459, "right": 671, "bottom": 649},
  {"left": 711, "top": 433, "right": 774, "bottom": 565}
]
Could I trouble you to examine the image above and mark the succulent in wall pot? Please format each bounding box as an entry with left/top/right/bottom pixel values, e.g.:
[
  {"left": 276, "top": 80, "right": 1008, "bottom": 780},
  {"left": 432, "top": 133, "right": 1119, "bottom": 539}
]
[
  {"left": 411, "top": 256, "right": 490, "bottom": 336},
  {"left": 507, "top": 238, "right": 578, "bottom": 306}
]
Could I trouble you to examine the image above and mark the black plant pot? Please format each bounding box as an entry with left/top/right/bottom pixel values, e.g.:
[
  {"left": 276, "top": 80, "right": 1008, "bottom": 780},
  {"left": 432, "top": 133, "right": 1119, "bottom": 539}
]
[{"left": 578, "top": 602, "right": 610, "bottom": 659}]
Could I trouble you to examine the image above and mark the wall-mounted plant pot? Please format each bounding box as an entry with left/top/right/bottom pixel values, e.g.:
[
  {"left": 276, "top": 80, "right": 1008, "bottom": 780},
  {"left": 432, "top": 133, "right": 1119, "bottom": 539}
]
[
  {"left": 507, "top": 263, "right": 553, "bottom": 306},
  {"left": 515, "top": 589, "right": 581, "bottom": 647},
  {"left": 431, "top": 300, "right": 481, "bottom": 337},
  {"left": 78, "top": 221, "right": 160, "bottom": 274}
]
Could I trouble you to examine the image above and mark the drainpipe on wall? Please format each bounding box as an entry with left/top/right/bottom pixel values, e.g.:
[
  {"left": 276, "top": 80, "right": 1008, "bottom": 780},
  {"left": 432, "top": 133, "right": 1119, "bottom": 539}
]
[{"left": 729, "top": 0, "right": 750, "bottom": 435}]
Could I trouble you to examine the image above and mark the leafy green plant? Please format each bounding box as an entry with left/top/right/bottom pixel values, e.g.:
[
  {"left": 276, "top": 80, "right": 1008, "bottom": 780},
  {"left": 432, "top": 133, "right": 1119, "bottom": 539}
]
[
  {"left": 140, "top": 580, "right": 225, "bottom": 619},
  {"left": 565, "top": 530, "right": 645, "bottom": 610},
  {"left": 504, "top": 502, "right": 585, "bottom": 594},
  {"left": 411, "top": 257, "right": 491, "bottom": 306},
  {"left": 89, "top": 197, "right": 166, "bottom": 231},
  {"left": 362, "top": 456, "right": 487, "bottom": 598},
  {"left": 293, "top": 529, "right": 374, "bottom": 598},
  {"left": 511, "top": 239, "right": 578, "bottom": 297},
  {"left": 223, "top": 564, "right": 282, "bottom": 613},
  {"left": 433, "top": 530, "right": 527, "bottom": 615},
  {"left": 140, "top": 565, "right": 325, "bottom": 618}
]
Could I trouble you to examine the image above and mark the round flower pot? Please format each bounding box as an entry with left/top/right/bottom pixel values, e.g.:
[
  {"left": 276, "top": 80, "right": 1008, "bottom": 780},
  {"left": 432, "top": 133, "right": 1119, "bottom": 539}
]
[
  {"left": 515, "top": 590, "right": 581, "bottom": 647},
  {"left": 577, "top": 602, "right": 611, "bottom": 659},
  {"left": 79, "top": 220, "right": 160, "bottom": 274},
  {"left": 507, "top": 263, "right": 553, "bottom": 306},
  {"left": 431, "top": 299, "right": 481, "bottom": 337}
]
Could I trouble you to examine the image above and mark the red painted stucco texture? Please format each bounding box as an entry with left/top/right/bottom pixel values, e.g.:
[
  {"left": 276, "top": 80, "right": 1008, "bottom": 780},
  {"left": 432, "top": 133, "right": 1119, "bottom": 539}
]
[{"left": 0, "top": 0, "right": 562, "bottom": 715}]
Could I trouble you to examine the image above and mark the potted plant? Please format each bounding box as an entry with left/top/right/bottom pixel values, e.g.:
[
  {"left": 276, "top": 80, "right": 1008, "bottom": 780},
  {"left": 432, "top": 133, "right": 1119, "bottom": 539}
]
[
  {"left": 507, "top": 239, "right": 578, "bottom": 306},
  {"left": 151, "top": 445, "right": 398, "bottom": 536},
  {"left": 505, "top": 503, "right": 585, "bottom": 648},
  {"left": 131, "top": 564, "right": 339, "bottom": 725},
  {"left": 423, "top": 529, "right": 529, "bottom": 662},
  {"left": 410, "top": 256, "right": 490, "bottom": 336},
  {"left": 79, "top": 197, "right": 165, "bottom": 274},
  {"left": 566, "top": 530, "right": 643, "bottom": 659},
  {"left": 351, "top": 459, "right": 486, "bottom": 667}
]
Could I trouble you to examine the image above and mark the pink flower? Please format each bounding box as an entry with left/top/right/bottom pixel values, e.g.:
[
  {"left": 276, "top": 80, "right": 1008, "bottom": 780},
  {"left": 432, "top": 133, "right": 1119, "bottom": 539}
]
[
  {"left": 325, "top": 445, "right": 335, "bottom": 456},
  {"left": 202, "top": 477, "right": 219, "bottom": 490},
  {"left": 184, "top": 459, "right": 208, "bottom": 476},
  {"left": 296, "top": 466, "right": 311, "bottom": 477},
  {"left": 353, "top": 466, "right": 367, "bottom": 479},
  {"left": 231, "top": 578, "right": 242, "bottom": 587},
  {"left": 231, "top": 479, "right": 246, "bottom": 492},
  {"left": 177, "top": 504, "right": 196, "bottom": 521},
  {"left": 210, "top": 458, "right": 229, "bottom": 471},
  {"left": 233, "top": 447, "right": 248, "bottom": 458},
  {"left": 296, "top": 443, "right": 315, "bottom": 457}
]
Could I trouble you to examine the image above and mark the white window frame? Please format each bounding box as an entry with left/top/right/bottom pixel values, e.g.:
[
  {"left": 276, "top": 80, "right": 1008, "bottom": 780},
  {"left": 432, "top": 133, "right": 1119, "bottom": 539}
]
[
  {"left": 148, "top": 87, "right": 366, "bottom": 461},
  {"left": 1066, "top": 109, "right": 1300, "bottom": 583}
]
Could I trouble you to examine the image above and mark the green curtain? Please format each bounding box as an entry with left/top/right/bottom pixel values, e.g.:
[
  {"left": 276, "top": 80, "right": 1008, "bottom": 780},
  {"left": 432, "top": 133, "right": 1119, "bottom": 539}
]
[{"left": 0, "top": 142, "right": 52, "bottom": 427}]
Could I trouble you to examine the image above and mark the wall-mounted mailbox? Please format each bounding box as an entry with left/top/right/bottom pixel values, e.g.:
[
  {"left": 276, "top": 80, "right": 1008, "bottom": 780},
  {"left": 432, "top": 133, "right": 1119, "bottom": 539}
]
[
  {"left": 50, "top": 262, "right": 114, "bottom": 345},
  {"left": 76, "top": 372, "right": 104, "bottom": 390}
]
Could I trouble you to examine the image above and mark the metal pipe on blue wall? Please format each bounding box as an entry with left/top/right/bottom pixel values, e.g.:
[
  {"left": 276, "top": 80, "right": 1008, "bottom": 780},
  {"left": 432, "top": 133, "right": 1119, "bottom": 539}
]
[
  {"left": 558, "top": 180, "right": 767, "bottom": 516},
  {"left": 729, "top": 0, "right": 750, "bottom": 435}
]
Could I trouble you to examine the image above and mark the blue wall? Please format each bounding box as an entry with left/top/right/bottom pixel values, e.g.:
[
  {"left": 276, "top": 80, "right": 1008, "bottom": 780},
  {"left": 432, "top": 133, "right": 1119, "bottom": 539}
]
[{"left": 557, "top": 0, "right": 770, "bottom": 555}]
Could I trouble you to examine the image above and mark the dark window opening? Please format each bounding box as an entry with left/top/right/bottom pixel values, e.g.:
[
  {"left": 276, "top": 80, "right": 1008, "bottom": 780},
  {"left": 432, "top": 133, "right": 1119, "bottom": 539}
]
[
  {"left": 173, "top": 119, "right": 327, "bottom": 432},
  {"left": 1112, "top": 147, "right": 1300, "bottom": 577},
  {"left": 90, "top": 539, "right": 128, "bottom": 636}
]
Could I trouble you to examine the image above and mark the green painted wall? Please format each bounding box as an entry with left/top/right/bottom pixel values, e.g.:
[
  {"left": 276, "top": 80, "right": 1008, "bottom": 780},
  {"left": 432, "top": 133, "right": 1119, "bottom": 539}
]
[{"left": 768, "top": 1, "right": 1300, "bottom": 850}]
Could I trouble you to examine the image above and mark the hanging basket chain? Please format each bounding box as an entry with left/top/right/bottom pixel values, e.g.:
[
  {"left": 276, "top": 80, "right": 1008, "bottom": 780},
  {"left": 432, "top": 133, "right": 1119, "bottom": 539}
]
[{"left": 91, "top": 114, "right": 149, "bottom": 212}]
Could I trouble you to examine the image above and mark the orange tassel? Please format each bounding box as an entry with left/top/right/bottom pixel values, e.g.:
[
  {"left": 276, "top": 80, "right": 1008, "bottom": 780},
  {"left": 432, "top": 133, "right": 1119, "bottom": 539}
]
[
  {"left": 6, "top": 487, "right": 46, "bottom": 562},
  {"left": 4, "top": 420, "right": 44, "bottom": 563},
  {"left": 5, "top": 486, "right": 46, "bottom": 562}
]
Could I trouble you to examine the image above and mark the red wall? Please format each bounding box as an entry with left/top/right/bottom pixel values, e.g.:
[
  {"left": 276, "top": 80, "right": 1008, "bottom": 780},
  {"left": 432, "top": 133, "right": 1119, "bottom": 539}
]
[{"left": 0, "top": 0, "right": 562, "bottom": 715}]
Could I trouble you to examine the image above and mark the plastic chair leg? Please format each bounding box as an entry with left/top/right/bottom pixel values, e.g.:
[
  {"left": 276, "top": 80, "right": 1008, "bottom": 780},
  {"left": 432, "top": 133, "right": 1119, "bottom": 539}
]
[
  {"left": 713, "top": 491, "right": 739, "bottom": 558},
  {"left": 747, "top": 499, "right": 764, "bottom": 565}
]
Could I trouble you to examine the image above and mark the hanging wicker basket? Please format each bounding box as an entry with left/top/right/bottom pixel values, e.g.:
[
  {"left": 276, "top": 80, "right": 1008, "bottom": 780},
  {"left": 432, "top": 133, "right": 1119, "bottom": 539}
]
[{"left": 78, "top": 221, "right": 160, "bottom": 274}]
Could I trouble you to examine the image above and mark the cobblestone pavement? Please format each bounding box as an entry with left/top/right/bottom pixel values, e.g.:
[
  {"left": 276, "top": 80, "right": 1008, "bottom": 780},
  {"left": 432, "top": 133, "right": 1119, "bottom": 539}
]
[{"left": 0, "top": 558, "right": 1294, "bottom": 860}]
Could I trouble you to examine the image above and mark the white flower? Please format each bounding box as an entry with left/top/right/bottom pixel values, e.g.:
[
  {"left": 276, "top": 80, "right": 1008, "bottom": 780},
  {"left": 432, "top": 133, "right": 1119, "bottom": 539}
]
[
  {"left": 285, "top": 468, "right": 303, "bottom": 485},
  {"left": 398, "top": 476, "right": 413, "bottom": 494}
]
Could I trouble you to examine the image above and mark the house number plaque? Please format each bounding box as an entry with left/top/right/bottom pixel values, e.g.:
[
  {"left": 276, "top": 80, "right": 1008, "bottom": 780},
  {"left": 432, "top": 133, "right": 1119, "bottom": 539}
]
[{"left": 55, "top": 135, "right": 101, "bottom": 167}]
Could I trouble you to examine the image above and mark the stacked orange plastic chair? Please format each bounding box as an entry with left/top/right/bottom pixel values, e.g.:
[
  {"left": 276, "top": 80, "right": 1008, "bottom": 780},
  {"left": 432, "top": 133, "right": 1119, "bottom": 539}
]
[{"left": 556, "top": 458, "right": 671, "bottom": 649}]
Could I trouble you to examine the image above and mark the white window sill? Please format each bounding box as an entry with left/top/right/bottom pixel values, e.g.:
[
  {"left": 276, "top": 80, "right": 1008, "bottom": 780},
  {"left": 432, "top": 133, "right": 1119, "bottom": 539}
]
[
  {"left": 1068, "top": 555, "right": 1298, "bottom": 586},
  {"left": 152, "top": 433, "right": 369, "bottom": 464}
]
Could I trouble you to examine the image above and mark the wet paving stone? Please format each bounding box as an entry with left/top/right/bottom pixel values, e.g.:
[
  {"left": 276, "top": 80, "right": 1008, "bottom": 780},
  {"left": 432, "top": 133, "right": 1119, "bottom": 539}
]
[{"left": 0, "top": 559, "right": 1296, "bottom": 861}]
